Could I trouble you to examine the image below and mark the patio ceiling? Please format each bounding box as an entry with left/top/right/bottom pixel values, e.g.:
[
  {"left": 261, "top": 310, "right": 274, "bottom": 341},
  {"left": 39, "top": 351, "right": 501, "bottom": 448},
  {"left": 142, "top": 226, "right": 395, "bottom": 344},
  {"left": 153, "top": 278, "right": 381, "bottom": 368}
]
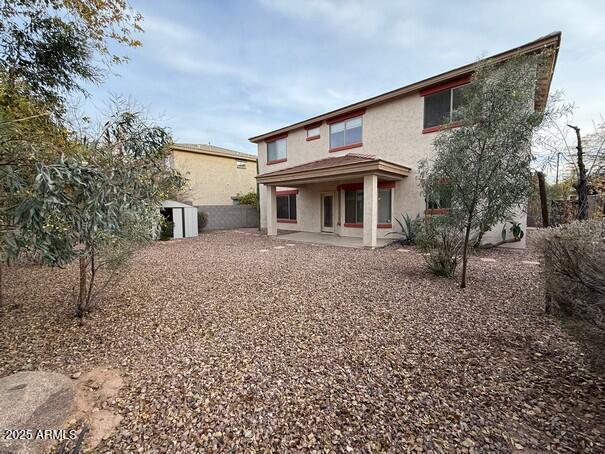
[{"left": 255, "top": 153, "right": 411, "bottom": 186}]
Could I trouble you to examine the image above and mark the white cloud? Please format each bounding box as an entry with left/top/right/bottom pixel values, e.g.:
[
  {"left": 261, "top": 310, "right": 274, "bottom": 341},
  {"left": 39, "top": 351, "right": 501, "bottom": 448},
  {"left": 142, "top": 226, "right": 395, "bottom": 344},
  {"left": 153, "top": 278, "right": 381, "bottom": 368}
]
[{"left": 85, "top": 0, "right": 605, "bottom": 154}]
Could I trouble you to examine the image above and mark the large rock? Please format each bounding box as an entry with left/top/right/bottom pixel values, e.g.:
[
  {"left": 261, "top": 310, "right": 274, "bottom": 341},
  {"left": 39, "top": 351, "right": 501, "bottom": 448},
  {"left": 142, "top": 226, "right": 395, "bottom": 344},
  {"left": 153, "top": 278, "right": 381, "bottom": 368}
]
[{"left": 0, "top": 371, "right": 75, "bottom": 454}]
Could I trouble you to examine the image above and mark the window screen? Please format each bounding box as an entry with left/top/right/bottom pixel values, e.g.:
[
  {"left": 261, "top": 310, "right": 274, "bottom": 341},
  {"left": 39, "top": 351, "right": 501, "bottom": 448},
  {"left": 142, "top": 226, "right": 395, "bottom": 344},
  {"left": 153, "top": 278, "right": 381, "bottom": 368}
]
[{"left": 423, "top": 90, "right": 451, "bottom": 129}]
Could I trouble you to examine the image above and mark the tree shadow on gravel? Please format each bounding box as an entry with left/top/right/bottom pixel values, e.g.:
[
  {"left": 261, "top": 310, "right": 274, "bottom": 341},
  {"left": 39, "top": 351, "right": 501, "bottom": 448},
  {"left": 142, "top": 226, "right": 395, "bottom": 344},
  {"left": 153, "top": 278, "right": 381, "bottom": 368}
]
[{"left": 560, "top": 318, "right": 605, "bottom": 374}]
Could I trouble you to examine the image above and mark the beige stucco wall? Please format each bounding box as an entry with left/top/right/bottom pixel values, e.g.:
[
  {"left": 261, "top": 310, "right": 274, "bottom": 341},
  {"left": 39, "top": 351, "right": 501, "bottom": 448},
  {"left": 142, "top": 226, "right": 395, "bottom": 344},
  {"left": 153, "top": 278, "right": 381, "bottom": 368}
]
[
  {"left": 173, "top": 150, "right": 257, "bottom": 206},
  {"left": 257, "top": 90, "right": 526, "bottom": 248},
  {"left": 258, "top": 91, "right": 431, "bottom": 230}
]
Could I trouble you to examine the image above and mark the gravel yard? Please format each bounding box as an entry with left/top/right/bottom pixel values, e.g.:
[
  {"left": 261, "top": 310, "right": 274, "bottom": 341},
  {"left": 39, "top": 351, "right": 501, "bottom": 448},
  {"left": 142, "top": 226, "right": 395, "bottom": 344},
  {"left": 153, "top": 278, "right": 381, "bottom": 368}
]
[{"left": 1, "top": 230, "right": 603, "bottom": 452}]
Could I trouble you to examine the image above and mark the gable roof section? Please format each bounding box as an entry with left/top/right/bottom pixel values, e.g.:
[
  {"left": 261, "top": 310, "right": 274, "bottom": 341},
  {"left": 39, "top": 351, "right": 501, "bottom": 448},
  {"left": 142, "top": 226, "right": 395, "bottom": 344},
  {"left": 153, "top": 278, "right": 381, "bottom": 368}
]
[
  {"left": 249, "top": 32, "right": 561, "bottom": 143},
  {"left": 172, "top": 143, "right": 257, "bottom": 162},
  {"left": 256, "top": 153, "right": 411, "bottom": 185}
]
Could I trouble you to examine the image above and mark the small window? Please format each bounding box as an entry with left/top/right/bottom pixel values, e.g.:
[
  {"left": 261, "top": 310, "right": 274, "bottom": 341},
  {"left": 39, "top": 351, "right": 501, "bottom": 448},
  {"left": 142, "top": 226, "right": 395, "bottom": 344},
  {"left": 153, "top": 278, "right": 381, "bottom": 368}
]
[
  {"left": 423, "top": 84, "right": 469, "bottom": 129},
  {"left": 330, "top": 116, "right": 362, "bottom": 149},
  {"left": 267, "top": 137, "right": 287, "bottom": 162},
  {"left": 277, "top": 194, "right": 296, "bottom": 221},
  {"left": 306, "top": 126, "right": 320, "bottom": 139},
  {"left": 236, "top": 161, "right": 246, "bottom": 169}
]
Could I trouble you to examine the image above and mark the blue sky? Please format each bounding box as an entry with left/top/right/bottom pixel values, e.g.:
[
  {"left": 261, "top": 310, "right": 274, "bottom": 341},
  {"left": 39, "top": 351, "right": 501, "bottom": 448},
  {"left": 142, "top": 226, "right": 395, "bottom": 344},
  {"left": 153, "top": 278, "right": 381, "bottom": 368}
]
[{"left": 84, "top": 0, "right": 605, "bottom": 155}]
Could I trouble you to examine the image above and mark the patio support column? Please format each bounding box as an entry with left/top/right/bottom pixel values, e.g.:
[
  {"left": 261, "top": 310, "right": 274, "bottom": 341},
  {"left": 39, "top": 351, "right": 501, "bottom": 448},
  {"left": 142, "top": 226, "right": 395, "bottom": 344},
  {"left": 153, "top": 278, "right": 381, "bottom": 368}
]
[
  {"left": 266, "top": 185, "right": 277, "bottom": 236},
  {"left": 363, "top": 174, "right": 378, "bottom": 248}
]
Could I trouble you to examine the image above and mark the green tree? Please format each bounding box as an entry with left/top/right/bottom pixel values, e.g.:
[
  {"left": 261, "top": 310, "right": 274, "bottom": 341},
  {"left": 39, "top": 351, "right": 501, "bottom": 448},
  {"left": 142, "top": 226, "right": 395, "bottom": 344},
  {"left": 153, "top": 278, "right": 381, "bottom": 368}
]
[
  {"left": 0, "top": 0, "right": 141, "bottom": 109},
  {"left": 420, "top": 53, "right": 548, "bottom": 288},
  {"left": 237, "top": 190, "right": 258, "bottom": 208},
  {"left": 6, "top": 107, "right": 184, "bottom": 316}
]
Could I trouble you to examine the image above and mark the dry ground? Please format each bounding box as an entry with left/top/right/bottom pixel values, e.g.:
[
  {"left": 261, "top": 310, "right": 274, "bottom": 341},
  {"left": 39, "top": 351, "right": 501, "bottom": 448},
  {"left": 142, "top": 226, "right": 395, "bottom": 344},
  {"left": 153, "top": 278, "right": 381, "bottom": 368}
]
[{"left": 1, "top": 230, "right": 603, "bottom": 452}]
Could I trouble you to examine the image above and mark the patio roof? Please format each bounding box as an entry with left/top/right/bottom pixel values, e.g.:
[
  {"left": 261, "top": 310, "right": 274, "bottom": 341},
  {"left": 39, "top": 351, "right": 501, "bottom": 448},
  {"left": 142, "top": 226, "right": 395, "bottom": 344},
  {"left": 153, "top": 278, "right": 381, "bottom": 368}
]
[{"left": 255, "top": 153, "right": 411, "bottom": 186}]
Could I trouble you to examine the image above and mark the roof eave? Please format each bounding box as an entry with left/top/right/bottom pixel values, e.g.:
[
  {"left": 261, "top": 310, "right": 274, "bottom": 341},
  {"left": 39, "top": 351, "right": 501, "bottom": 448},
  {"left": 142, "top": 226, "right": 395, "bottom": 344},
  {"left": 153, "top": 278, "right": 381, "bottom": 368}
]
[
  {"left": 249, "top": 32, "right": 561, "bottom": 143},
  {"left": 256, "top": 160, "right": 411, "bottom": 185},
  {"left": 171, "top": 145, "right": 257, "bottom": 162}
]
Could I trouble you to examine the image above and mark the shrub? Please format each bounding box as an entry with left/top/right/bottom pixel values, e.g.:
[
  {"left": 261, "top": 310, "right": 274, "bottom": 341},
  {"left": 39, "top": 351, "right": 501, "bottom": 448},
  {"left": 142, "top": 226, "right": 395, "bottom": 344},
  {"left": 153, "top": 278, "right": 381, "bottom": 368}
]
[
  {"left": 416, "top": 216, "right": 464, "bottom": 278},
  {"left": 537, "top": 220, "right": 605, "bottom": 331},
  {"left": 160, "top": 221, "right": 173, "bottom": 241},
  {"left": 198, "top": 211, "right": 208, "bottom": 232},
  {"left": 388, "top": 213, "right": 420, "bottom": 245},
  {"left": 237, "top": 191, "right": 258, "bottom": 208}
]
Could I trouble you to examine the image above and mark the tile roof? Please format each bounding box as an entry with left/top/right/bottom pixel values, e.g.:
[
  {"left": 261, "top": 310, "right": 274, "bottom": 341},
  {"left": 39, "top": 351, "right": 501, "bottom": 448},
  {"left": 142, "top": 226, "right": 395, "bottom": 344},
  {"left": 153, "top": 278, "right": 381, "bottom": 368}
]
[
  {"left": 256, "top": 153, "right": 412, "bottom": 180},
  {"left": 257, "top": 153, "right": 379, "bottom": 178}
]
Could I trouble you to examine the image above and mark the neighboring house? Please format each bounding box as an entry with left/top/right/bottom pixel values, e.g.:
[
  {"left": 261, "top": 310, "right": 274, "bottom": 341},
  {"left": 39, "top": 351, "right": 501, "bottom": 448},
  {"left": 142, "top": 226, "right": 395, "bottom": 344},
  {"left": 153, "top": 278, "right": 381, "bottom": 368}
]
[
  {"left": 169, "top": 143, "right": 259, "bottom": 229},
  {"left": 251, "top": 33, "right": 560, "bottom": 248},
  {"left": 170, "top": 143, "right": 257, "bottom": 205}
]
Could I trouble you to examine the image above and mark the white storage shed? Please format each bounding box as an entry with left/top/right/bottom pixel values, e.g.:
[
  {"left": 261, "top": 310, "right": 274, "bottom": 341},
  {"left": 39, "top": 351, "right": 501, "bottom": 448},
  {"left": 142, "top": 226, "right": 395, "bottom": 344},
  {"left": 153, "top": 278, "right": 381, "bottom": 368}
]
[{"left": 161, "top": 200, "right": 198, "bottom": 239}]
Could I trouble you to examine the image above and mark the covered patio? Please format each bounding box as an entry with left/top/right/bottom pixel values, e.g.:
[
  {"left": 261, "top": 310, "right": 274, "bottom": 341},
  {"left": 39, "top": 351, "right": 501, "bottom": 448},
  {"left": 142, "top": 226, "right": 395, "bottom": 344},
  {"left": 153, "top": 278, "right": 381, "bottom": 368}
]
[{"left": 256, "top": 153, "right": 411, "bottom": 248}]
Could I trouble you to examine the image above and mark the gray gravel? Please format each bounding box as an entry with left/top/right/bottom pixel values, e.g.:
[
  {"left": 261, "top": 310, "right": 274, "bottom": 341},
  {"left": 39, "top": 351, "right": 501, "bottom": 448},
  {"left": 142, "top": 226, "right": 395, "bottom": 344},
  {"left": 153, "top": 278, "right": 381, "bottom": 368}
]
[{"left": 1, "top": 230, "right": 603, "bottom": 452}]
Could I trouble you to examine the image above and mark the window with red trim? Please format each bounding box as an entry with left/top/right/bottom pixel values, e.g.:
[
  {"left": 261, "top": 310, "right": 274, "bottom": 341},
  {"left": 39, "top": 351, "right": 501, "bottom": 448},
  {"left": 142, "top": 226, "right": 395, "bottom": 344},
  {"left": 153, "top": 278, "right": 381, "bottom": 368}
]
[
  {"left": 306, "top": 126, "right": 320, "bottom": 140},
  {"left": 330, "top": 116, "right": 362, "bottom": 150},
  {"left": 343, "top": 187, "right": 392, "bottom": 225},
  {"left": 425, "top": 182, "right": 452, "bottom": 214},
  {"left": 267, "top": 137, "right": 287, "bottom": 163},
  {"left": 277, "top": 194, "right": 296, "bottom": 221},
  {"left": 378, "top": 188, "right": 392, "bottom": 224},
  {"left": 423, "top": 84, "right": 470, "bottom": 130}
]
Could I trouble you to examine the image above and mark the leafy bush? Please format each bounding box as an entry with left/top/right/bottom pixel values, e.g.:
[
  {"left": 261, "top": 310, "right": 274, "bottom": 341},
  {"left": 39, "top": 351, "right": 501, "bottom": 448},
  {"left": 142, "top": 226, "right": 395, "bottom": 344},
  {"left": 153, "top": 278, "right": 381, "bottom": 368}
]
[
  {"left": 160, "top": 221, "right": 173, "bottom": 241},
  {"left": 388, "top": 213, "right": 420, "bottom": 245},
  {"left": 416, "top": 216, "right": 464, "bottom": 278},
  {"left": 198, "top": 211, "right": 208, "bottom": 232},
  {"left": 537, "top": 220, "right": 605, "bottom": 331},
  {"left": 237, "top": 191, "right": 258, "bottom": 208}
]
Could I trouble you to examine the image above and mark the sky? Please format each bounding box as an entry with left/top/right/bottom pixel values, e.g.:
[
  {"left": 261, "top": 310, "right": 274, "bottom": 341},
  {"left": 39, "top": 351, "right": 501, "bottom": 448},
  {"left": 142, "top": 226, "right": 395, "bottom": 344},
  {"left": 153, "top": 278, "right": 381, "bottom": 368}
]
[{"left": 83, "top": 0, "right": 605, "bottom": 155}]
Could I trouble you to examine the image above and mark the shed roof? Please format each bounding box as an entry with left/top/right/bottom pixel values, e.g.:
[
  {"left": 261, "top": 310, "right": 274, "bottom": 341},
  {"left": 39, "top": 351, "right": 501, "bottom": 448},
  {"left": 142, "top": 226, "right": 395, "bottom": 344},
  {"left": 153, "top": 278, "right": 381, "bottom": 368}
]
[{"left": 162, "top": 199, "right": 195, "bottom": 209}]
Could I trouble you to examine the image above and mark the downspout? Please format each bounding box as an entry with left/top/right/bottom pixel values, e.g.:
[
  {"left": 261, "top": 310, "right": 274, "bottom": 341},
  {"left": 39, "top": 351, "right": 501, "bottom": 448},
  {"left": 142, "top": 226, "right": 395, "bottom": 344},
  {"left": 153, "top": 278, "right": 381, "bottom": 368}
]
[{"left": 256, "top": 157, "right": 261, "bottom": 231}]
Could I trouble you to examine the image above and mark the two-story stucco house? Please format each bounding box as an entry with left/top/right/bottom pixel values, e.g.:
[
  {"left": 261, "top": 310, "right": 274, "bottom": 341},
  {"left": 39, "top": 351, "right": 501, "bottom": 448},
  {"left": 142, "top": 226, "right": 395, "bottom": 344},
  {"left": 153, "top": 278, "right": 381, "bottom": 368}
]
[
  {"left": 170, "top": 143, "right": 257, "bottom": 206},
  {"left": 169, "top": 143, "right": 259, "bottom": 230},
  {"left": 251, "top": 33, "right": 560, "bottom": 248}
]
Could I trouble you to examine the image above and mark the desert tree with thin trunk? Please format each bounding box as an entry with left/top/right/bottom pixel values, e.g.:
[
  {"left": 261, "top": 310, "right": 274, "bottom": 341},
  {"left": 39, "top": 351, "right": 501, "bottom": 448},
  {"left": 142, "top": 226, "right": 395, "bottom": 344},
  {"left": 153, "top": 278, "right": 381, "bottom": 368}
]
[
  {"left": 5, "top": 103, "right": 185, "bottom": 316},
  {"left": 0, "top": 0, "right": 144, "bottom": 305},
  {"left": 420, "top": 52, "right": 550, "bottom": 288}
]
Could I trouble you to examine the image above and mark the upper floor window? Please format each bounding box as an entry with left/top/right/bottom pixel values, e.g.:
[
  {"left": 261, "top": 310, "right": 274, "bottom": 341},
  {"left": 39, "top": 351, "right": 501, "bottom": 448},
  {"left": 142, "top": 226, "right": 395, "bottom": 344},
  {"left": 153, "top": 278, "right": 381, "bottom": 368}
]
[
  {"left": 423, "top": 84, "right": 469, "bottom": 129},
  {"left": 236, "top": 160, "right": 246, "bottom": 169},
  {"left": 267, "top": 137, "right": 287, "bottom": 163},
  {"left": 330, "top": 116, "right": 362, "bottom": 150},
  {"left": 306, "top": 126, "right": 320, "bottom": 140}
]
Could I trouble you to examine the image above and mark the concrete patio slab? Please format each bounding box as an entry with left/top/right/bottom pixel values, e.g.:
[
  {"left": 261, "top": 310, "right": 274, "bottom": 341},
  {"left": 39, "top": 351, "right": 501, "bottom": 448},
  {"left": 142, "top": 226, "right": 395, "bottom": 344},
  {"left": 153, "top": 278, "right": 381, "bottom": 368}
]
[{"left": 276, "top": 231, "right": 394, "bottom": 249}]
